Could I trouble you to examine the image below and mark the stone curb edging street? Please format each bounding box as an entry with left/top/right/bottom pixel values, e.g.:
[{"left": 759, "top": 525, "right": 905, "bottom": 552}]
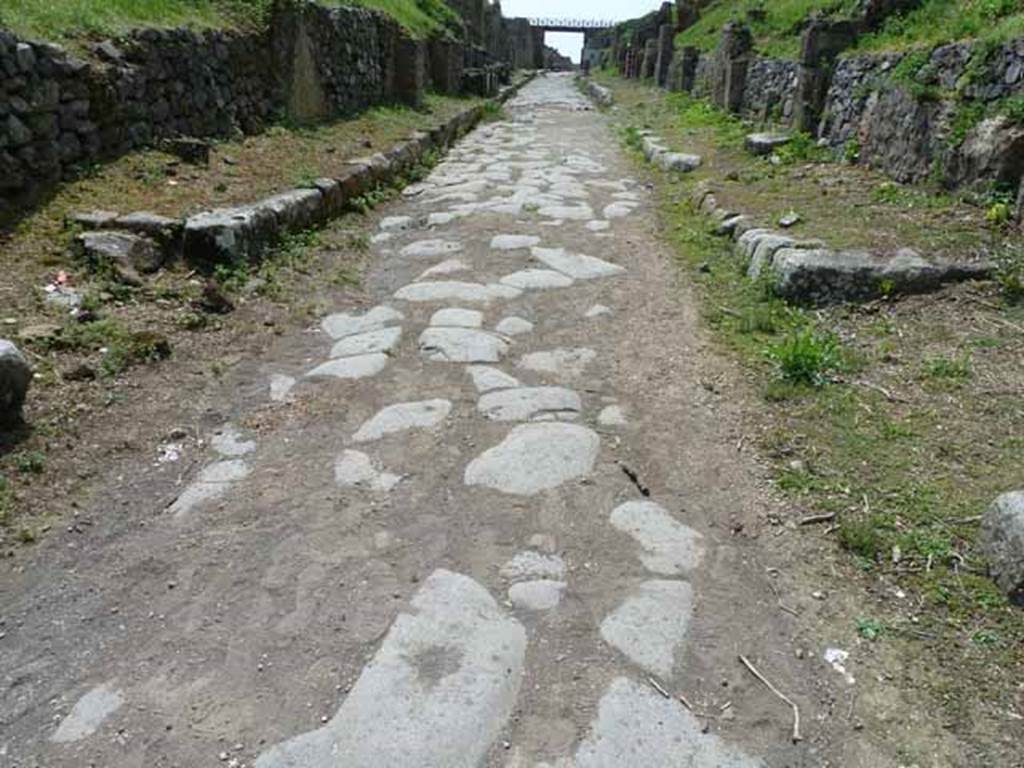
[
  {"left": 686, "top": 181, "right": 993, "bottom": 305},
  {"left": 71, "top": 72, "right": 539, "bottom": 270},
  {"left": 578, "top": 77, "right": 614, "bottom": 108},
  {"left": 618, "top": 128, "right": 992, "bottom": 306}
]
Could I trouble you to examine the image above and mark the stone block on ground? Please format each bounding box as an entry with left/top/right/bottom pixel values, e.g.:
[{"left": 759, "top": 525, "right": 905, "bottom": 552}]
[
  {"left": 772, "top": 247, "right": 992, "bottom": 305},
  {"left": 0, "top": 339, "right": 31, "bottom": 423},
  {"left": 745, "top": 132, "right": 792, "bottom": 156},
  {"left": 72, "top": 231, "right": 163, "bottom": 284},
  {"left": 981, "top": 491, "right": 1024, "bottom": 605}
]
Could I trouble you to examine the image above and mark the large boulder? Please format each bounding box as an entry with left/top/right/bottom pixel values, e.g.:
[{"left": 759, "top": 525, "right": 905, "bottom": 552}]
[
  {"left": 981, "top": 491, "right": 1024, "bottom": 605},
  {"left": 946, "top": 116, "right": 1024, "bottom": 191},
  {"left": 0, "top": 339, "right": 32, "bottom": 424}
]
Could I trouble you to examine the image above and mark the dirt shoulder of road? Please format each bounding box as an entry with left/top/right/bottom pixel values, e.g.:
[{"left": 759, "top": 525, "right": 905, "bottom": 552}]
[
  {"left": 0, "top": 93, "right": 486, "bottom": 547},
  {"left": 594, "top": 74, "right": 1024, "bottom": 764}
]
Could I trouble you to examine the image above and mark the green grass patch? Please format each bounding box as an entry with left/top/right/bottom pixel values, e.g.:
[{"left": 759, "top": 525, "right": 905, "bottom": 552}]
[
  {"left": 0, "top": 0, "right": 457, "bottom": 42},
  {"left": 856, "top": 0, "right": 1024, "bottom": 53}
]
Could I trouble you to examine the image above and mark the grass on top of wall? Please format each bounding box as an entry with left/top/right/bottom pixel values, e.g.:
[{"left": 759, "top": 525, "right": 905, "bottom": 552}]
[
  {"left": 0, "top": 0, "right": 458, "bottom": 42},
  {"left": 854, "top": 0, "right": 1024, "bottom": 53},
  {"left": 673, "top": 0, "right": 1024, "bottom": 59}
]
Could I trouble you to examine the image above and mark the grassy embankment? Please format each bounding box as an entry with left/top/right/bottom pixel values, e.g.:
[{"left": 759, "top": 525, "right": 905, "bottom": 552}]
[
  {"left": 599, "top": 72, "right": 1024, "bottom": 748},
  {"left": 0, "top": 0, "right": 460, "bottom": 40},
  {"left": 674, "top": 0, "right": 1024, "bottom": 58}
]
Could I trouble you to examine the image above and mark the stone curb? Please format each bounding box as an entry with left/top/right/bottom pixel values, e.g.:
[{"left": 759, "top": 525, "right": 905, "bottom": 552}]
[
  {"left": 578, "top": 77, "right": 614, "bottom": 107},
  {"left": 70, "top": 72, "right": 537, "bottom": 270},
  {"left": 636, "top": 130, "right": 702, "bottom": 174},
  {"left": 683, "top": 180, "right": 993, "bottom": 305}
]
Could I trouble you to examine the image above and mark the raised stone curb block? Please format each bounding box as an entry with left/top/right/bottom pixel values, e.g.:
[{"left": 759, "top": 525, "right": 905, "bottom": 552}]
[
  {"left": 579, "top": 78, "right": 613, "bottom": 107},
  {"left": 637, "top": 131, "right": 702, "bottom": 175},
  {"left": 690, "top": 180, "right": 992, "bottom": 305}
]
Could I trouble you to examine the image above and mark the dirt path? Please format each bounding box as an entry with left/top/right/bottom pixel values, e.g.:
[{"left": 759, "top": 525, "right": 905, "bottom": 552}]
[{"left": 3, "top": 74, "right": 880, "bottom": 767}]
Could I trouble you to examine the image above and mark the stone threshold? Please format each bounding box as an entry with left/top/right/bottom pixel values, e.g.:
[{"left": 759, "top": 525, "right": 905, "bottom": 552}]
[{"left": 70, "top": 72, "right": 538, "bottom": 273}]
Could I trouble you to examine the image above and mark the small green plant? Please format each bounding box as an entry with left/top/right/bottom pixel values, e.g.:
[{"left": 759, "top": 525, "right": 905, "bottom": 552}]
[
  {"left": 922, "top": 352, "right": 972, "bottom": 381},
  {"left": 767, "top": 326, "right": 843, "bottom": 387},
  {"left": 856, "top": 617, "right": 886, "bottom": 641},
  {"left": 986, "top": 201, "right": 1012, "bottom": 227},
  {"left": 1000, "top": 95, "right": 1024, "bottom": 125},
  {"left": 837, "top": 518, "right": 885, "bottom": 561},
  {"left": 843, "top": 138, "right": 861, "bottom": 164},
  {"left": 481, "top": 100, "right": 505, "bottom": 122},
  {"left": 775, "top": 131, "right": 828, "bottom": 165},
  {"left": 994, "top": 242, "right": 1024, "bottom": 301},
  {"left": 622, "top": 125, "right": 644, "bottom": 151},
  {"left": 13, "top": 451, "right": 46, "bottom": 475},
  {"left": 972, "top": 629, "right": 1000, "bottom": 647}
]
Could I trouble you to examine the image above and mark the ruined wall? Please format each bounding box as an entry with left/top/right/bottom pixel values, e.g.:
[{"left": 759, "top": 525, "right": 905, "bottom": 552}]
[
  {"left": 0, "top": 1, "right": 471, "bottom": 218},
  {"left": 741, "top": 59, "right": 798, "bottom": 122}
]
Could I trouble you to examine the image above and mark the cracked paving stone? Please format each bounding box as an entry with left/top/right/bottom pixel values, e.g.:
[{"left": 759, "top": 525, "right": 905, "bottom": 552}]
[
  {"left": 466, "top": 365, "right": 521, "bottom": 393},
  {"left": 419, "top": 327, "right": 509, "bottom": 363},
  {"left": 321, "top": 305, "right": 403, "bottom": 340},
  {"left": 477, "top": 386, "right": 581, "bottom": 422},
  {"left": 429, "top": 307, "right": 484, "bottom": 328},
  {"left": 599, "top": 580, "right": 692, "bottom": 678},
  {"left": 329, "top": 326, "right": 402, "bottom": 358},
  {"left": 394, "top": 281, "right": 522, "bottom": 304},
  {"left": 400, "top": 239, "right": 463, "bottom": 258},
  {"left": 352, "top": 399, "right": 452, "bottom": 442},
  {"left": 518, "top": 348, "right": 597, "bottom": 379},
  {"left": 530, "top": 247, "right": 625, "bottom": 280},
  {"left": 334, "top": 449, "right": 402, "bottom": 491},
  {"left": 499, "top": 269, "right": 575, "bottom": 290},
  {"left": 50, "top": 684, "right": 124, "bottom": 744},
  {"left": 254, "top": 569, "right": 526, "bottom": 768},
  {"left": 490, "top": 234, "right": 541, "bottom": 250},
  {"left": 169, "top": 459, "right": 251, "bottom": 517},
  {"left": 306, "top": 353, "right": 389, "bottom": 380},
  {"left": 464, "top": 423, "right": 600, "bottom": 496},
  {"left": 609, "top": 501, "right": 703, "bottom": 575},
  {"left": 500, "top": 551, "right": 566, "bottom": 581}
]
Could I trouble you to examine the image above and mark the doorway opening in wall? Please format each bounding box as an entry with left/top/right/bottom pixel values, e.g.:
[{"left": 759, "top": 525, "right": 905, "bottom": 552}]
[{"left": 543, "top": 31, "right": 582, "bottom": 69}]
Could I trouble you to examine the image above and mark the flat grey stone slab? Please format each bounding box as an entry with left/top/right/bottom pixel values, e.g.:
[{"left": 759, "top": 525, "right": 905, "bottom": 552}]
[
  {"left": 430, "top": 307, "right": 484, "bottom": 328},
  {"left": 585, "top": 304, "right": 612, "bottom": 318},
  {"left": 306, "top": 353, "right": 389, "bottom": 380},
  {"left": 400, "top": 239, "right": 462, "bottom": 258},
  {"left": 478, "top": 386, "right": 581, "bottom": 422},
  {"left": 169, "top": 459, "right": 251, "bottom": 517},
  {"left": 604, "top": 201, "right": 639, "bottom": 219},
  {"left": 334, "top": 449, "right": 401, "bottom": 492},
  {"left": 609, "top": 501, "right": 703, "bottom": 575},
  {"left": 330, "top": 326, "right": 402, "bottom": 358},
  {"left": 495, "top": 316, "right": 534, "bottom": 336},
  {"left": 353, "top": 399, "right": 452, "bottom": 443},
  {"left": 379, "top": 215, "right": 413, "bottom": 231},
  {"left": 269, "top": 374, "right": 296, "bottom": 403},
  {"left": 597, "top": 405, "right": 627, "bottom": 426},
  {"left": 491, "top": 234, "right": 541, "bottom": 250},
  {"left": 394, "top": 281, "right": 522, "bottom": 304},
  {"left": 466, "top": 366, "right": 521, "bottom": 393},
  {"left": 599, "top": 580, "right": 692, "bottom": 678},
  {"left": 500, "top": 551, "right": 566, "bottom": 581},
  {"left": 419, "top": 327, "right": 509, "bottom": 363},
  {"left": 538, "top": 204, "right": 594, "bottom": 220},
  {"left": 531, "top": 247, "right": 625, "bottom": 280},
  {"left": 499, "top": 269, "right": 575, "bottom": 290},
  {"left": 51, "top": 684, "right": 124, "bottom": 743},
  {"left": 518, "top": 348, "right": 597, "bottom": 379},
  {"left": 464, "top": 422, "right": 600, "bottom": 496},
  {"left": 572, "top": 677, "right": 761, "bottom": 767},
  {"left": 509, "top": 580, "right": 566, "bottom": 611},
  {"left": 254, "top": 569, "right": 526, "bottom": 768},
  {"left": 321, "top": 305, "right": 403, "bottom": 340},
  {"left": 585, "top": 220, "right": 611, "bottom": 231},
  {"left": 211, "top": 425, "right": 256, "bottom": 457},
  {"left": 746, "top": 132, "right": 791, "bottom": 156},
  {"left": 417, "top": 258, "right": 470, "bottom": 280}
]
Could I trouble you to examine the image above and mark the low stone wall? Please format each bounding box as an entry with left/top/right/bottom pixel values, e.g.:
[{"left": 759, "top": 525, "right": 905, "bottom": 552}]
[
  {"left": 0, "top": 0, "right": 538, "bottom": 223},
  {"left": 741, "top": 59, "right": 798, "bottom": 122}
]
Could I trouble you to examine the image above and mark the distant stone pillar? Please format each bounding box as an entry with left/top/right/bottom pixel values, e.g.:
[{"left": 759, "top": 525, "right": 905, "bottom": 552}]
[
  {"left": 713, "top": 21, "right": 752, "bottom": 113},
  {"left": 793, "top": 17, "right": 857, "bottom": 133},
  {"left": 428, "top": 39, "right": 464, "bottom": 95},
  {"left": 393, "top": 34, "right": 426, "bottom": 107},
  {"left": 654, "top": 24, "right": 674, "bottom": 88},
  {"left": 640, "top": 38, "right": 658, "bottom": 79}
]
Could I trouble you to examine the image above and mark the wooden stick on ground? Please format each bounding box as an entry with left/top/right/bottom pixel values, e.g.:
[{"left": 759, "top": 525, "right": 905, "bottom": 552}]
[{"left": 738, "top": 654, "right": 802, "bottom": 743}]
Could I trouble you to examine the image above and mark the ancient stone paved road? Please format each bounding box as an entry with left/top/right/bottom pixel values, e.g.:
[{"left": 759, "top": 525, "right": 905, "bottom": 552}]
[{"left": 2, "top": 74, "right": 811, "bottom": 767}]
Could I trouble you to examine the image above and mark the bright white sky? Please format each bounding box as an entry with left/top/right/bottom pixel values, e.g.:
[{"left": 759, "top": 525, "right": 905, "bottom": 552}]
[{"left": 501, "top": 0, "right": 664, "bottom": 63}]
